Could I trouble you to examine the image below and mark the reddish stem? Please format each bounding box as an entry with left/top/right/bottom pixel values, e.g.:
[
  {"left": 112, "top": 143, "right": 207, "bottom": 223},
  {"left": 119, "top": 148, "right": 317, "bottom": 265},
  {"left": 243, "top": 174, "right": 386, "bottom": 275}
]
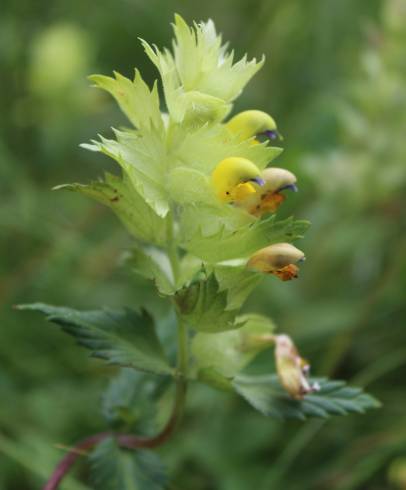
[
  {"left": 43, "top": 379, "right": 186, "bottom": 490},
  {"left": 43, "top": 432, "right": 110, "bottom": 490}
]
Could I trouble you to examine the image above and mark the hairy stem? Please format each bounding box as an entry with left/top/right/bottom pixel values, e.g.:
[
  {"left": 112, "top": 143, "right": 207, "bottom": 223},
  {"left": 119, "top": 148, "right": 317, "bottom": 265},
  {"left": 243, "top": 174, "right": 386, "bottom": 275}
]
[{"left": 43, "top": 210, "right": 188, "bottom": 490}]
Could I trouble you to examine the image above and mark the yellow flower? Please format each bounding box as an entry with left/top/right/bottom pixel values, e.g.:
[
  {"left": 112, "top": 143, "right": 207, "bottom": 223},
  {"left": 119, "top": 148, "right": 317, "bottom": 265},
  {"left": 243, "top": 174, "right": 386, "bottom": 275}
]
[
  {"left": 226, "top": 110, "right": 279, "bottom": 142},
  {"left": 211, "top": 157, "right": 265, "bottom": 203},
  {"left": 247, "top": 242, "right": 305, "bottom": 281}
]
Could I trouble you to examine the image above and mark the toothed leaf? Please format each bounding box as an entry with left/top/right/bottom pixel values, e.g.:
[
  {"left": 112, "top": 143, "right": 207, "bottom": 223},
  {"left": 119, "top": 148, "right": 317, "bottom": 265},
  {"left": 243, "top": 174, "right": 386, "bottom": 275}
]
[
  {"left": 101, "top": 369, "right": 161, "bottom": 433},
  {"left": 90, "top": 436, "right": 167, "bottom": 490},
  {"left": 175, "top": 273, "right": 239, "bottom": 333},
  {"left": 18, "top": 304, "right": 173, "bottom": 376},
  {"left": 142, "top": 15, "right": 264, "bottom": 127},
  {"left": 89, "top": 70, "right": 163, "bottom": 130},
  {"left": 82, "top": 128, "right": 169, "bottom": 217},
  {"left": 233, "top": 375, "right": 381, "bottom": 420},
  {"left": 171, "top": 14, "right": 264, "bottom": 102},
  {"left": 182, "top": 214, "right": 310, "bottom": 263}
]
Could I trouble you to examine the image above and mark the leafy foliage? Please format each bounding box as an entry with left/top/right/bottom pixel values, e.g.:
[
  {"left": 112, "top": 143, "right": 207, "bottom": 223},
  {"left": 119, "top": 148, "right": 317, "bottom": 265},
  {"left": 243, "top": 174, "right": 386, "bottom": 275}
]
[
  {"left": 82, "top": 129, "right": 170, "bottom": 217},
  {"left": 213, "top": 264, "right": 261, "bottom": 310},
  {"left": 90, "top": 436, "right": 167, "bottom": 490},
  {"left": 192, "top": 314, "right": 275, "bottom": 377},
  {"left": 89, "top": 70, "right": 163, "bottom": 130},
  {"left": 175, "top": 273, "right": 239, "bottom": 332},
  {"left": 141, "top": 15, "right": 264, "bottom": 126},
  {"left": 101, "top": 369, "right": 164, "bottom": 433},
  {"left": 233, "top": 375, "right": 381, "bottom": 420},
  {"left": 18, "top": 304, "right": 173, "bottom": 376},
  {"left": 181, "top": 215, "right": 310, "bottom": 263}
]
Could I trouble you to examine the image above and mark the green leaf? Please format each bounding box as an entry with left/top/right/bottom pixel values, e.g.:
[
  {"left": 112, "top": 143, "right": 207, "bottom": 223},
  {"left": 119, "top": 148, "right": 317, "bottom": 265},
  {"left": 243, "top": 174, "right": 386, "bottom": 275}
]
[
  {"left": 174, "top": 90, "right": 231, "bottom": 128},
  {"left": 18, "top": 304, "right": 174, "bottom": 376},
  {"left": 82, "top": 128, "right": 169, "bottom": 217},
  {"left": 55, "top": 172, "right": 168, "bottom": 246},
  {"left": 177, "top": 254, "right": 204, "bottom": 288},
  {"left": 171, "top": 14, "right": 264, "bottom": 103},
  {"left": 196, "top": 367, "right": 234, "bottom": 392},
  {"left": 182, "top": 215, "right": 310, "bottom": 263},
  {"left": 126, "top": 245, "right": 175, "bottom": 296},
  {"left": 89, "top": 70, "right": 163, "bottom": 131},
  {"left": 169, "top": 123, "right": 281, "bottom": 175},
  {"left": 101, "top": 369, "right": 161, "bottom": 433},
  {"left": 167, "top": 167, "right": 214, "bottom": 205},
  {"left": 142, "top": 15, "right": 263, "bottom": 127},
  {"left": 233, "top": 374, "right": 381, "bottom": 420},
  {"left": 180, "top": 203, "right": 255, "bottom": 245},
  {"left": 90, "top": 436, "right": 167, "bottom": 490},
  {"left": 213, "top": 263, "right": 262, "bottom": 310},
  {"left": 175, "top": 273, "right": 239, "bottom": 333},
  {"left": 192, "top": 314, "right": 275, "bottom": 378}
]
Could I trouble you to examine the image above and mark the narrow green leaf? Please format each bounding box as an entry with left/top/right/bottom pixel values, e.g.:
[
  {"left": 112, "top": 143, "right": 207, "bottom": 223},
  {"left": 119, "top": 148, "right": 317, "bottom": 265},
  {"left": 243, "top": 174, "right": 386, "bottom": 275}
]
[
  {"left": 233, "top": 375, "right": 381, "bottom": 420},
  {"left": 90, "top": 436, "right": 167, "bottom": 490},
  {"left": 18, "top": 304, "right": 174, "bottom": 376}
]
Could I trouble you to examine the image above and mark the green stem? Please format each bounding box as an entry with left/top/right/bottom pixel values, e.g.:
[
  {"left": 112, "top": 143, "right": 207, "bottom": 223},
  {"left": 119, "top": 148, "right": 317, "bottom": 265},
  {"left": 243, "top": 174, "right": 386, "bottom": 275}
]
[
  {"left": 167, "top": 208, "right": 180, "bottom": 286},
  {"left": 167, "top": 206, "right": 188, "bottom": 421},
  {"left": 177, "top": 315, "right": 189, "bottom": 374}
]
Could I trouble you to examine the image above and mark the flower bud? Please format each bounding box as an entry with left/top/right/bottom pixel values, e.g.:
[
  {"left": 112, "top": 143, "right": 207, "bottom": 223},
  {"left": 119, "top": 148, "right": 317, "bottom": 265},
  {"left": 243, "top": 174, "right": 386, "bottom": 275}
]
[
  {"left": 237, "top": 167, "right": 298, "bottom": 216},
  {"left": 274, "top": 334, "right": 319, "bottom": 400},
  {"left": 226, "top": 110, "right": 278, "bottom": 142},
  {"left": 246, "top": 243, "right": 305, "bottom": 281}
]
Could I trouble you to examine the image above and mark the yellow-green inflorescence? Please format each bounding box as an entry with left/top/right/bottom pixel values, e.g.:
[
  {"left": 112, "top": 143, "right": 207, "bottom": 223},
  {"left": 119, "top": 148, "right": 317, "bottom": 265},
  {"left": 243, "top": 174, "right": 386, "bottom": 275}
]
[{"left": 63, "top": 14, "right": 313, "bottom": 399}]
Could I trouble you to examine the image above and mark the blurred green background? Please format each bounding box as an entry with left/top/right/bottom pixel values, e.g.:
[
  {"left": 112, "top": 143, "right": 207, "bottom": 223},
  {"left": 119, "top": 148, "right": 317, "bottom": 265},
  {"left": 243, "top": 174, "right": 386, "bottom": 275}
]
[{"left": 1, "top": 0, "right": 406, "bottom": 488}]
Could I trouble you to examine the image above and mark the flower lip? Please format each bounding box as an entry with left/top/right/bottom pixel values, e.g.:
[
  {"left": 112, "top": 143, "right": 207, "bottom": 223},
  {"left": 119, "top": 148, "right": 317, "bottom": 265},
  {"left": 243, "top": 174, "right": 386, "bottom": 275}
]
[
  {"left": 259, "top": 129, "right": 279, "bottom": 140},
  {"left": 248, "top": 177, "right": 265, "bottom": 186},
  {"left": 279, "top": 183, "right": 298, "bottom": 192}
]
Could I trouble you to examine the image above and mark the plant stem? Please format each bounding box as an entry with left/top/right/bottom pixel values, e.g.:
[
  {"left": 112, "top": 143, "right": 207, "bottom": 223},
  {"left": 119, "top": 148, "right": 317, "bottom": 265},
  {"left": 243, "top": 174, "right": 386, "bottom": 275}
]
[
  {"left": 177, "top": 315, "right": 188, "bottom": 374},
  {"left": 167, "top": 208, "right": 180, "bottom": 286},
  {"left": 43, "top": 208, "right": 189, "bottom": 490},
  {"left": 43, "top": 433, "right": 111, "bottom": 490}
]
